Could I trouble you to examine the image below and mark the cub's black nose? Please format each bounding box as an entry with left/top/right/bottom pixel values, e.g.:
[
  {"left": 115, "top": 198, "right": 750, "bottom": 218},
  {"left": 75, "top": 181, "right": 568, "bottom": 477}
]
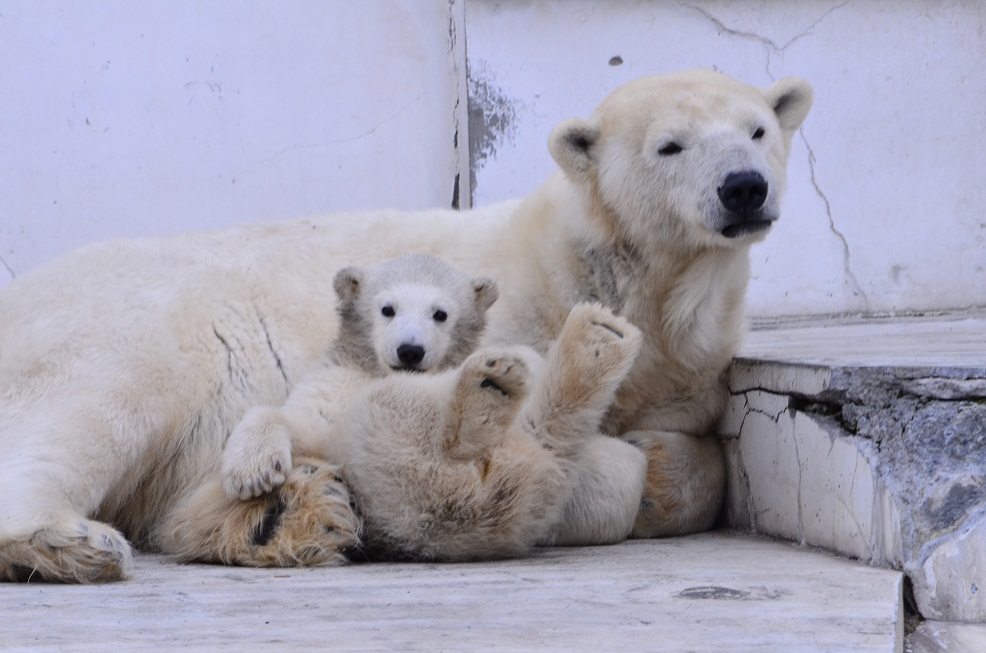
[
  {"left": 718, "top": 171, "right": 768, "bottom": 213},
  {"left": 397, "top": 344, "right": 425, "bottom": 367}
]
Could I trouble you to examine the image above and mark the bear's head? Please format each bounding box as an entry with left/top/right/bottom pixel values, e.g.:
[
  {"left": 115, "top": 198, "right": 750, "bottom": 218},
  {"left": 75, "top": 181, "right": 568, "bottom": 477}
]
[
  {"left": 548, "top": 69, "right": 813, "bottom": 252},
  {"left": 331, "top": 253, "right": 499, "bottom": 375}
]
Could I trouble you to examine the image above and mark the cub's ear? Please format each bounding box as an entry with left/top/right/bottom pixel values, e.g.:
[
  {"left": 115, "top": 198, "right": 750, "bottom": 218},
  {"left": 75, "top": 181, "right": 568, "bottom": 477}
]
[
  {"left": 333, "top": 266, "right": 366, "bottom": 302},
  {"left": 762, "top": 77, "right": 814, "bottom": 139},
  {"left": 471, "top": 276, "right": 499, "bottom": 312},
  {"left": 548, "top": 118, "right": 601, "bottom": 180}
]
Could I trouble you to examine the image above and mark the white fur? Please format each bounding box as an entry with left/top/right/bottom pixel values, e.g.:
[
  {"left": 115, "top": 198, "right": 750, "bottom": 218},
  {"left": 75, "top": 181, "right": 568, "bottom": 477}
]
[
  {"left": 372, "top": 283, "right": 456, "bottom": 372},
  {"left": 221, "top": 254, "right": 497, "bottom": 501},
  {"left": 341, "top": 303, "right": 646, "bottom": 560},
  {"left": 0, "top": 70, "right": 812, "bottom": 581}
]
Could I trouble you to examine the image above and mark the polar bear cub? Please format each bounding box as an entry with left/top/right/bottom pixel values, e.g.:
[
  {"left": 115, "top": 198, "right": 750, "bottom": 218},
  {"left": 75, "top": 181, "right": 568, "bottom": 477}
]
[
  {"left": 221, "top": 253, "right": 498, "bottom": 501},
  {"left": 333, "top": 252, "right": 499, "bottom": 375},
  {"left": 341, "top": 302, "right": 644, "bottom": 561},
  {"left": 223, "top": 253, "right": 647, "bottom": 562}
]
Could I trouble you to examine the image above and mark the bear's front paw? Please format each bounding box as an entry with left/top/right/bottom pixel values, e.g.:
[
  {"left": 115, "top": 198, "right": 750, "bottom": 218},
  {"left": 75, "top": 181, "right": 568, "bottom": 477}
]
[
  {"left": 447, "top": 348, "right": 532, "bottom": 458},
  {"left": 468, "top": 349, "right": 531, "bottom": 400},
  {"left": 222, "top": 409, "right": 294, "bottom": 500}
]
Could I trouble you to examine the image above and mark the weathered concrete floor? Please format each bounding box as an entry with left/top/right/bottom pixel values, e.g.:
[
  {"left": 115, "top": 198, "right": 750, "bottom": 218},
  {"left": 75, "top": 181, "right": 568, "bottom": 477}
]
[
  {"left": 1, "top": 533, "right": 902, "bottom": 653},
  {"left": 907, "top": 620, "right": 986, "bottom": 653}
]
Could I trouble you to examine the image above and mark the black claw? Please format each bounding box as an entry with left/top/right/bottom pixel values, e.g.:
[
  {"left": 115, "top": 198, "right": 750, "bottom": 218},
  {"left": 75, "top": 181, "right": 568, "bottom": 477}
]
[
  {"left": 480, "top": 377, "right": 509, "bottom": 396},
  {"left": 252, "top": 497, "right": 287, "bottom": 546}
]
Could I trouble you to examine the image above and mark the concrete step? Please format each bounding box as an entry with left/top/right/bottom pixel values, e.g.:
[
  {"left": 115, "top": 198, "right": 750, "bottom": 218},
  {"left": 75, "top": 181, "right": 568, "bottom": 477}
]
[
  {"left": 907, "top": 620, "right": 986, "bottom": 652},
  {"left": 1, "top": 533, "right": 902, "bottom": 653},
  {"left": 719, "top": 315, "right": 986, "bottom": 626}
]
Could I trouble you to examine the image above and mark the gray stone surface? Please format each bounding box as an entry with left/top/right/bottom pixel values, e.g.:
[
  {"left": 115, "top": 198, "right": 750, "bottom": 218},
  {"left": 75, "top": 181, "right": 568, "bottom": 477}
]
[
  {"left": 720, "top": 316, "right": 986, "bottom": 622},
  {"left": 907, "top": 619, "right": 986, "bottom": 652},
  {"left": 0, "top": 534, "right": 903, "bottom": 652}
]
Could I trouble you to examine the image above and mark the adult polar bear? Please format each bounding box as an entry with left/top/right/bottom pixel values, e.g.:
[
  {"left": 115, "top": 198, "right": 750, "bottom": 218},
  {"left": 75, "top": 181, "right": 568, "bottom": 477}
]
[{"left": 0, "top": 69, "right": 812, "bottom": 582}]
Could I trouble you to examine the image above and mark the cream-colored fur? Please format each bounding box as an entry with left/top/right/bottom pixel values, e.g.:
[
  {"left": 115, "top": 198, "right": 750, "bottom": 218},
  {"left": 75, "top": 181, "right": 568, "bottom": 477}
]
[
  {"left": 220, "top": 266, "right": 645, "bottom": 559},
  {"left": 341, "top": 303, "right": 643, "bottom": 561},
  {"left": 221, "top": 254, "right": 498, "bottom": 501},
  {"left": 0, "top": 69, "right": 812, "bottom": 582},
  {"left": 162, "top": 457, "right": 362, "bottom": 568},
  {"left": 162, "top": 254, "right": 498, "bottom": 567}
]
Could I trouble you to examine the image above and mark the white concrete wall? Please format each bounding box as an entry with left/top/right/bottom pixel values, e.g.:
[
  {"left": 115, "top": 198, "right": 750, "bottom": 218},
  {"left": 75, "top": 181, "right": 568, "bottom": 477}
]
[
  {"left": 3, "top": 1, "right": 984, "bottom": 321},
  {"left": 466, "top": 0, "right": 986, "bottom": 320},
  {"left": 0, "top": 1, "right": 465, "bottom": 288}
]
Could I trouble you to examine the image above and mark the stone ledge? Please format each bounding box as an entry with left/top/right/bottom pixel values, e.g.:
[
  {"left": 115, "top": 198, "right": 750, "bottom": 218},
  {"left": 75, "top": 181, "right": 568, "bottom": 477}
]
[{"left": 719, "top": 316, "right": 986, "bottom": 623}]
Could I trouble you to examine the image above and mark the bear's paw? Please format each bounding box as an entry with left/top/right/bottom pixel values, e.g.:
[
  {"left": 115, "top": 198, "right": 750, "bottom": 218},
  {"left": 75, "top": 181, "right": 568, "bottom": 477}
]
[{"left": 222, "top": 408, "right": 294, "bottom": 500}]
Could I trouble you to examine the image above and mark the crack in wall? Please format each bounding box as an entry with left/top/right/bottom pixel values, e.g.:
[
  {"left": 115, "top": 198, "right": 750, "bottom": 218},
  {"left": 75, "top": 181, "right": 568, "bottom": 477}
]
[
  {"left": 261, "top": 98, "right": 421, "bottom": 164},
  {"left": 678, "top": 0, "right": 852, "bottom": 78},
  {"left": 728, "top": 390, "right": 790, "bottom": 435},
  {"left": 840, "top": 453, "right": 870, "bottom": 551},
  {"left": 747, "top": 403, "right": 787, "bottom": 424},
  {"left": 0, "top": 253, "right": 14, "bottom": 280},
  {"left": 800, "top": 130, "right": 870, "bottom": 310},
  {"left": 792, "top": 427, "right": 806, "bottom": 545},
  {"left": 680, "top": 0, "right": 864, "bottom": 312}
]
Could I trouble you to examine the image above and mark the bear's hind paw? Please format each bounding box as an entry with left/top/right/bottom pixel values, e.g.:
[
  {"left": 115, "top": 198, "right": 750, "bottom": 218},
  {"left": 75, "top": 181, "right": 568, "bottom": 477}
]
[
  {"left": 0, "top": 517, "right": 133, "bottom": 583},
  {"left": 557, "top": 303, "right": 642, "bottom": 375}
]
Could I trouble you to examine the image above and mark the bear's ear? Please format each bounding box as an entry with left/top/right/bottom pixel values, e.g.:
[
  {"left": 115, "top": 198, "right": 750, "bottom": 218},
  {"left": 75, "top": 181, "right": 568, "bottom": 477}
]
[
  {"left": 333, "top": 266, "right": 365, "bottom": 302},
  {"left": 548, "top": 118, "right": 601, "bottom": 180},
  {"left": 471, "top": 276, "right": 499, "bottom": 312},
  {"left": 762, "top": 77, "right": 814, "bottom": 139}
]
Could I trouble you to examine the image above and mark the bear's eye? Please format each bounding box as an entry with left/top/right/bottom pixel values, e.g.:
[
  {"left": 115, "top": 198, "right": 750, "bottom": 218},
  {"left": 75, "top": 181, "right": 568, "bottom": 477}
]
[
  {"left": 752, "top": 127, "right": 765, "bottom": 140},
  {"left": 381, "top": 305, "right": 395, "bottom": 318},
  {"left": 433, "top": 310, "right": 448, "bottom": 323},
  {"left": 658, "top": 142, "right": 683, "bottom": 156}
]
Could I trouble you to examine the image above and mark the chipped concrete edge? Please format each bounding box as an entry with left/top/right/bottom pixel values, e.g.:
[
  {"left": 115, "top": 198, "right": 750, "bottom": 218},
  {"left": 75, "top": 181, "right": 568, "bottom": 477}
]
[{"left": 720, "top": 357, "right": 986, "bottom": 622}]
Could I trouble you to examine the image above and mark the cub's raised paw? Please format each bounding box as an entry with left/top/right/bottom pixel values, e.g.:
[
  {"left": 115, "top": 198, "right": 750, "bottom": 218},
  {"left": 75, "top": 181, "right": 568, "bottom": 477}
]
[
  {"left": 222, "top": 408, "right": 294, "bottom": 500},
  {"left": 465, "top": 348, "right": 531, "bottom": 400},
  {"left": 448, "top": 348, "right": 532, "bottom": 459}
]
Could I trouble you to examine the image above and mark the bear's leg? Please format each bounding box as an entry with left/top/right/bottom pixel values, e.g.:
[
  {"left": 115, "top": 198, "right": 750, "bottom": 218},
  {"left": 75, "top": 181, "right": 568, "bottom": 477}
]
[
  {"left": 161, "top": 456, "right": 362, "bottom": 567},
  {"left": 540, "top": 435, "right": 647, "bottom": 546},
  {"left": 221, "top": 406, "right": 294, "bottom": 500},
  {"left": 444, "top": 348, "right": 531, "bottom": 460},
  {"left": 622, "top": 430, "right": 725, "bottom": 537},
  {"left": 0, "top": 407, "right": 142, "bottom": 583},
  {"left": 520, "top": 303, "right": 641, "bottom": 458},
  {"left": 0, "top": 510, "right": 133, "bottom": 583}
]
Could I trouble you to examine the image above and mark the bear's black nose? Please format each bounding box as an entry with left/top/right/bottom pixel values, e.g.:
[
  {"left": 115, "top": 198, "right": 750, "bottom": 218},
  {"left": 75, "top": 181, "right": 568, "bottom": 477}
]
[
  {"left": 397, "top": 344, "right": 426, "bottom": 367},
  {"left": 717, "top": 171, "right": 768, "bottom": 214}
]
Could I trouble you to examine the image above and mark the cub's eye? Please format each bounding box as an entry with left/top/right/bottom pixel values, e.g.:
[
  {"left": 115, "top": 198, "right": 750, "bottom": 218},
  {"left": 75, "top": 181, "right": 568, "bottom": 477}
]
[
  {"left": 658, "top": 142, "right": 683, "bottom": 156},
  {"left": 381, "top": 305, "right": 395, "bottom": 318},
  {"left": 433, "top": 310, "right": 448, "bottom": 323},
  {"left": 752, "top": 127, "right": 765, "bottom": 140}
]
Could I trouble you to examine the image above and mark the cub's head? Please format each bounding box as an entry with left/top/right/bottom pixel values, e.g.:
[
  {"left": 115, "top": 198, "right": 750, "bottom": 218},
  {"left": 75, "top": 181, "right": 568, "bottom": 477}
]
[
  {"left": 548, "top": 69, "right": 813, "bottom": 251},
  {"left": 332, "top": 253, "right": 499, "bottom": 375}
]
